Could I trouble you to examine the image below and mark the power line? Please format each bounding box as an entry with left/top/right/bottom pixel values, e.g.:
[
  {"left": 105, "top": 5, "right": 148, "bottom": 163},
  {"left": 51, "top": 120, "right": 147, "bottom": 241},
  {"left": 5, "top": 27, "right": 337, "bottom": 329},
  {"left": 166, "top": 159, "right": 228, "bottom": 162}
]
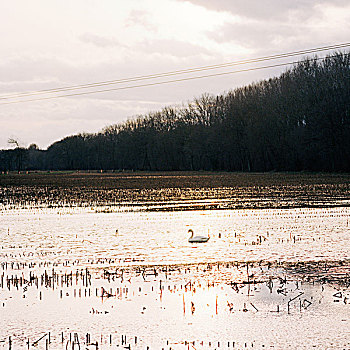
[
  {"left": 1, "top": 53, "right": 346, "bottom": 106},
  {"left": 0, "top": 42, "right": 349, "bottom": 102}
]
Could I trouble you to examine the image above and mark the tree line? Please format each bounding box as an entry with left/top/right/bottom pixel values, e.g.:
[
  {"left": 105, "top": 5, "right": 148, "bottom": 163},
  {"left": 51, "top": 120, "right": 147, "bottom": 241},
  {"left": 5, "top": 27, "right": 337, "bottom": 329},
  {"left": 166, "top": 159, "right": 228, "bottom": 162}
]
[{"left": 1, "top": 52, "right": 350, "bottom": 172}]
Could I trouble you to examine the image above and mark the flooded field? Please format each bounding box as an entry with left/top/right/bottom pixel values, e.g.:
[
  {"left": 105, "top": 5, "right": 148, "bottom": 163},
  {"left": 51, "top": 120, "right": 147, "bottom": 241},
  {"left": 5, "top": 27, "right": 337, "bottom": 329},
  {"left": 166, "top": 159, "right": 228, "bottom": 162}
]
[
  {"left": 0, "top": 172, "right": 349, "bottom": 349},
  {"left": 1, "top": 172, "right": 350, "bottom": 210}
]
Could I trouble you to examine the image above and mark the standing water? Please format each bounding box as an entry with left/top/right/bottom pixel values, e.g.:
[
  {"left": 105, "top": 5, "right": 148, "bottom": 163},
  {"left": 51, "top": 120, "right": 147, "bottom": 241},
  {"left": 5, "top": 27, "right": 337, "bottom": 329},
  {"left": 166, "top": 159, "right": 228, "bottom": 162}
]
[{"left": 0, "top": 172, "right": 349, "bottom": 349}]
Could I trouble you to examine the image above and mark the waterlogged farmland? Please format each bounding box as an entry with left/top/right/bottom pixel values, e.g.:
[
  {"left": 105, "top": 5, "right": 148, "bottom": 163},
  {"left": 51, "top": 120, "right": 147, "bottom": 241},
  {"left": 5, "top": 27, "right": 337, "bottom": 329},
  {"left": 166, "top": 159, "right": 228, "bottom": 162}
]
[
  {"left": 1, "top": 172, "right": 350, "bottom": 210},
  {"left": 0, "top": 172, "right": 349, "bottom": 349}
]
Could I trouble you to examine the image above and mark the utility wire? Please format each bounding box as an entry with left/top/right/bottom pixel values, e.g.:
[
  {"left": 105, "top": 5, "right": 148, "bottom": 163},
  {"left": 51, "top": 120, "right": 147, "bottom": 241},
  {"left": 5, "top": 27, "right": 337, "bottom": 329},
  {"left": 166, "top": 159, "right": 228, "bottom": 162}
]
[
  {"left": 0, "top": 42, "right": 349, "bottom": 102},
  {"left": 1, "top": 53, "right": 347, "bottom": 106}
]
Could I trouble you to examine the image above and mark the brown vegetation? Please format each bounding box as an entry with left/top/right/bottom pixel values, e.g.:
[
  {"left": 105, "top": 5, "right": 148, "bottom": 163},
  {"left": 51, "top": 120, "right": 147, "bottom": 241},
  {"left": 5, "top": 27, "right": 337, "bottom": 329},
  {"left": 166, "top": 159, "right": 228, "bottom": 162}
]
[{"left": 1, "top": 171, "right": 350, "bottom": 209}]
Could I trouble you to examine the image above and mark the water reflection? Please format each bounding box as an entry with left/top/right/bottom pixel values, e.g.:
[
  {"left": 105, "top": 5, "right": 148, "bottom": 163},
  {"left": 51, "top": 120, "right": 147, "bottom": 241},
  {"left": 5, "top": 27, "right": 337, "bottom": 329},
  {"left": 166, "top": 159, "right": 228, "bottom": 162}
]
[
  {"left": 1, "top": 260, "right": 349, "bottom": 349},
  {"left": 1, "top": 206, "right": 349, "bottom": 264},
  {"left": 1, "top": 200, "right": 349, "bottom": 348}
]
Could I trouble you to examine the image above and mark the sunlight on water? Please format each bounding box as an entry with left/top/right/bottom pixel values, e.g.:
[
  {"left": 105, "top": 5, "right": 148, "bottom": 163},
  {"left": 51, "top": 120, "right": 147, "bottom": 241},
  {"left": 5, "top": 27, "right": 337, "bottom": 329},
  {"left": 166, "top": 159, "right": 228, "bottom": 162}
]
[
  {"left": 0, "top": 198, "right": 349, "bottom": 349},
  {"left": 1, "top": 206, "right": 349, "bottom": 264}
]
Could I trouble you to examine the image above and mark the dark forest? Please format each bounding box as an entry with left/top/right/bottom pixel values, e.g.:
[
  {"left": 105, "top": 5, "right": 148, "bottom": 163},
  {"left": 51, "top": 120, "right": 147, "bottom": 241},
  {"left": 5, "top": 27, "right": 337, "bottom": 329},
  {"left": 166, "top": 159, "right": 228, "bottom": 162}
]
[{"left": 1, "top": 52, "right": 350, "bottom": 172}]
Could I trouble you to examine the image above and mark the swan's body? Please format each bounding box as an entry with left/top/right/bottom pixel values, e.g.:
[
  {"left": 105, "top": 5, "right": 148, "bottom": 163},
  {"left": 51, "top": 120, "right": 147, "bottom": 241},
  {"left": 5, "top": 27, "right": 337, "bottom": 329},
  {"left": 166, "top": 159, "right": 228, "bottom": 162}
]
[{"left": 188, "top": 229, "right": 210, "bottom": 243}]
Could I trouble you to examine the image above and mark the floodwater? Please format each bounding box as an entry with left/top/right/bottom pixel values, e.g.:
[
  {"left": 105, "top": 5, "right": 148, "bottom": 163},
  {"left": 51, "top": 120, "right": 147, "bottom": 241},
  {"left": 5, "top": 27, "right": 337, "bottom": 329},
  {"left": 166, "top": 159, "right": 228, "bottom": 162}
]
[
  {"left": 0, "top": 177, "right": 349, "bottom": 349},
  {"left": 1, "top": 206, "right": 350, "bottom": 265}
]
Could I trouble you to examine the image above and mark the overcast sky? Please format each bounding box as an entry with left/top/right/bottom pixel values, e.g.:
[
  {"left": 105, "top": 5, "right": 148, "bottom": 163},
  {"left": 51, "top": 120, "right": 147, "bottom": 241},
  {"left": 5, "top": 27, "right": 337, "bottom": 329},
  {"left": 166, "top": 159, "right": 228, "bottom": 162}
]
[{"left": 1, "top": 0, "right": 349, "bottom": 149}]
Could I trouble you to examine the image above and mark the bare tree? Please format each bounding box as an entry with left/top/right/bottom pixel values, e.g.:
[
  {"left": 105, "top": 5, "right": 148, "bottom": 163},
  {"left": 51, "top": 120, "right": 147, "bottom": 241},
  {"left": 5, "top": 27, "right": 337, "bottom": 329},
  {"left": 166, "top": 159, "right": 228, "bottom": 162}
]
[{"left": 8, "top": 138, "right": 20, "bottom": 148}]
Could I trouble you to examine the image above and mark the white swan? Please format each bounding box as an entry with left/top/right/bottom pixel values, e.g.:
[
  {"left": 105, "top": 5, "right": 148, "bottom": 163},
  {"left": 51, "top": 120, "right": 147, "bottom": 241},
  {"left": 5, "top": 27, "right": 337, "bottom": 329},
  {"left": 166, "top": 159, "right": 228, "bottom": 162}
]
[{"left": 188, "top": 229, "right": 210, "bottom": 243}]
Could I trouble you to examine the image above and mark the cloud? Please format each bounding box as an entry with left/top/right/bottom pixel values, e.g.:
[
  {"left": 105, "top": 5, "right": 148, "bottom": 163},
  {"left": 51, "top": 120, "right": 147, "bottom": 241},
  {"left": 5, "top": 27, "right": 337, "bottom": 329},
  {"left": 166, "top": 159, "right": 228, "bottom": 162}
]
[
  {"left": 197, "top": 0, "right": 350, "bottom": 54},
  {"left": 79, "top": 33, "right": 124, "bottom": 48},
  {"left": 135, "top": 38, "right": 212, "bottom": 58},
  {"left": 0, "top": 47, "right": 231, "bottom": 105},
  {"left": 125, "top": 9, "right": 157, "bottom": 32},
  {"left": 0, "top": 56, "right": 80, "bottom": 87},
  {"left": 180, "top": 0, "right": 349, "bottom": 20},
  {"left": 206, "top": 20, "right": 306, "bottom": 52}
]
